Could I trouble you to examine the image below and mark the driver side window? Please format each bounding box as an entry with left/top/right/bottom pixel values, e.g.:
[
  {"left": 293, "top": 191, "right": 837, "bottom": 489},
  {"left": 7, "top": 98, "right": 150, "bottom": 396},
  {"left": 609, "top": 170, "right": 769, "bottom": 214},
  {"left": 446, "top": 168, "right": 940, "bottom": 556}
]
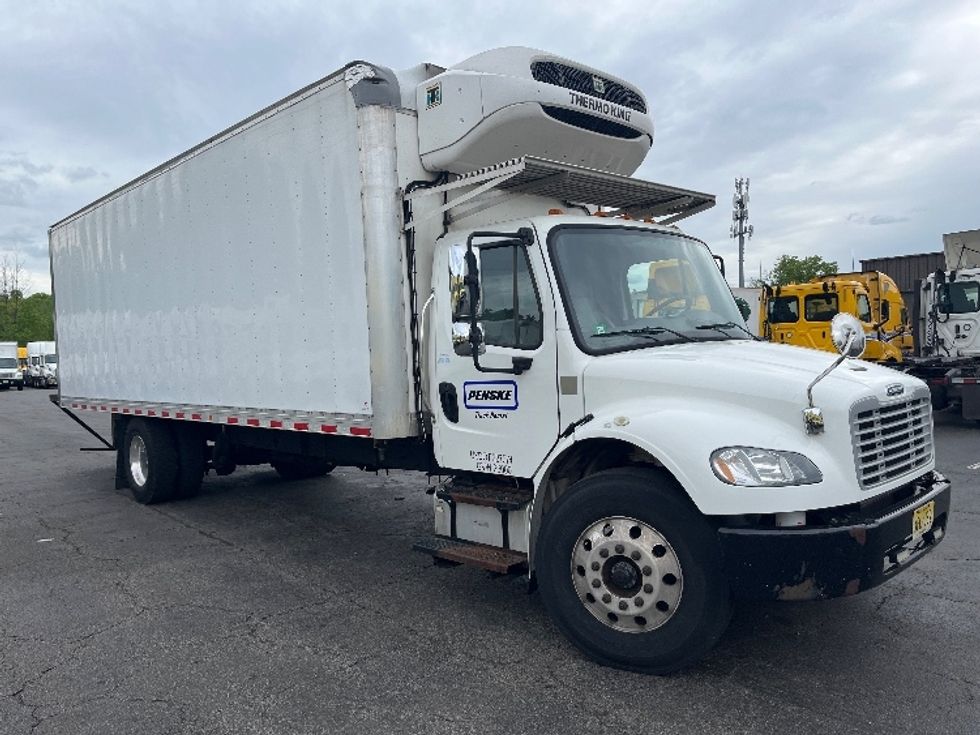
[{"left": 478, "top": 245, "right": 543, "bottom": 350}]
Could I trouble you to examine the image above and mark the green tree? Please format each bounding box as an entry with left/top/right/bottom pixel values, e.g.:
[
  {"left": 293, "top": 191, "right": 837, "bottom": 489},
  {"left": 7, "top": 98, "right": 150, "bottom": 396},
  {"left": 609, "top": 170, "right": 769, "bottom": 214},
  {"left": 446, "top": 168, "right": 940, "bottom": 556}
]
[
  {"left": 3, "top": 293, "right": 54, "bottom": 342},
  {"left": 764, "top": 255, "right": 839, "bottom": 285}
]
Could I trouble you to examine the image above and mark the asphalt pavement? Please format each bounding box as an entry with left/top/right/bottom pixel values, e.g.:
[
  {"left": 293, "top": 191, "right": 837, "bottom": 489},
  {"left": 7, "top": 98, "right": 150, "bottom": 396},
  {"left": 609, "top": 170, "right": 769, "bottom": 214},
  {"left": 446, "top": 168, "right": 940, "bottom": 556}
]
[{"left": 1, "top": 388, "right": 978, "bottom": 734}]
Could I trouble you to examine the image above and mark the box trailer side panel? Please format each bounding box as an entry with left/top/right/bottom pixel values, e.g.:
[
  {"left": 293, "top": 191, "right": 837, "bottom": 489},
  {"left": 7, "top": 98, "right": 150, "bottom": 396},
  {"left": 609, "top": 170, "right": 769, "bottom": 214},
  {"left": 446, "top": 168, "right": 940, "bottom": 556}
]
[{"left": 50, "top": 76, "right": 382, "bottom": 424}]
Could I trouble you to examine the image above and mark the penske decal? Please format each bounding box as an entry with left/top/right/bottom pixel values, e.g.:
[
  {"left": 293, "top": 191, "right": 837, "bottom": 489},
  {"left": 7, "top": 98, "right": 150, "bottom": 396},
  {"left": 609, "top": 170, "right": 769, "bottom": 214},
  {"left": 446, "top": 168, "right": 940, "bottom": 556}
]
[{"left": 463, "top": 380, "right": 518, "bottom": 411}]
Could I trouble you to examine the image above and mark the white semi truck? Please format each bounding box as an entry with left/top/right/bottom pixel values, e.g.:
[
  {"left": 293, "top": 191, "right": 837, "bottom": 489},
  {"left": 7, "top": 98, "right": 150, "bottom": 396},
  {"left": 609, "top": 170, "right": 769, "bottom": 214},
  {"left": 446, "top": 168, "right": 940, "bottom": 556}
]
[
  {"left": 908, "top": 228, "right": 980, "bottom": 420},
  {"left": 26, "top": 340, "right": 58, "bottom": 388},
  {"left": 50, "top": 47, "right": 950, "bottom": 673},
  {"left": 0, "top": 342, "right": 24, "bottom": 390}
]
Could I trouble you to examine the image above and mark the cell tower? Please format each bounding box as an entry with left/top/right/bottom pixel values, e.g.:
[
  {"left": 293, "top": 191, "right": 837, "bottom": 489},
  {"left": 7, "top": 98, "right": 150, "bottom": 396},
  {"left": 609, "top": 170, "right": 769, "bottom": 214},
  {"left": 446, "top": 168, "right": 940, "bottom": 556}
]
[{"left": 730, "top": 178, "right": 754, "bottom": 287}]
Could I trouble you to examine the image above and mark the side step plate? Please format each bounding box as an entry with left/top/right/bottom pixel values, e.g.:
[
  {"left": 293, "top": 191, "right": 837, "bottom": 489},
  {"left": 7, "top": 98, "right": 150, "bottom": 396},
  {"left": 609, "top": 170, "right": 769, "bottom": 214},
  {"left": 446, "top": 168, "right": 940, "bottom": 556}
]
[
  {"left": 413, "top": 536, "right": 528, "bottom": 574},
  {"left": 435, "top": 484, "right": 532, "bottom": 511}
]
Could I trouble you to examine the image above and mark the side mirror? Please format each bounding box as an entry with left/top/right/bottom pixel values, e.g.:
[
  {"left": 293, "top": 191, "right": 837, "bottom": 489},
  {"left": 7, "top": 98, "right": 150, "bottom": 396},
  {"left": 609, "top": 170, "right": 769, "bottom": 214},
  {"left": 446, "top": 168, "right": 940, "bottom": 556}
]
[
  {"left": 448, "top": 242, "right": 486, "bottom": 355},
  {"left": 452, "top": 323, "right": 485, "bottom": 356},
  {"left": 449, "top": 243, "right": 475, "bottom": 322},
  {"left": 831, "top": 313, "right": 866, "bottom": 358}
]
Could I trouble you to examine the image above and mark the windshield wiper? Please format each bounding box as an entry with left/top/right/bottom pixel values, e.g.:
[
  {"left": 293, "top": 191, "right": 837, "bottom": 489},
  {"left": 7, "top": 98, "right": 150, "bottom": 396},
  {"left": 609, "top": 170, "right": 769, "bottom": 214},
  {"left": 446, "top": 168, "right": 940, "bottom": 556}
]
[
  {"left": 593, "top": 326, "right": 695, "bottom": 343},
  {"left": 694, "top": 321, "right": 760, "bottom": 341}
]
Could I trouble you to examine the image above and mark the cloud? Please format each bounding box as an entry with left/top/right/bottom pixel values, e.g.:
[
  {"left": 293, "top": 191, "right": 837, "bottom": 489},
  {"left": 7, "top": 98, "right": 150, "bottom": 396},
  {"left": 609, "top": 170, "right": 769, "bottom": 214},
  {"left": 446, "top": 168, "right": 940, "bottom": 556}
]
[
  {"left": 63, "top": 166, "right": 104, "bottom": 182},
  {"left": 847, "top": 213, "right": 912, "bottom": 226},
  {"left": 0, "top": 0, "right": 977, "bottom": 292}
]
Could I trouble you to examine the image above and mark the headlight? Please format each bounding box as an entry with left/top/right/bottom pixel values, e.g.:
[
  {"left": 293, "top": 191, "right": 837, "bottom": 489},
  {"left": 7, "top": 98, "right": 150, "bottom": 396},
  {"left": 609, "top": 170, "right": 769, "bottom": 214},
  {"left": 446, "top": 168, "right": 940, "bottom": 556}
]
[{"left": 710, "top": 447, "right": 822, "bottom": 487}]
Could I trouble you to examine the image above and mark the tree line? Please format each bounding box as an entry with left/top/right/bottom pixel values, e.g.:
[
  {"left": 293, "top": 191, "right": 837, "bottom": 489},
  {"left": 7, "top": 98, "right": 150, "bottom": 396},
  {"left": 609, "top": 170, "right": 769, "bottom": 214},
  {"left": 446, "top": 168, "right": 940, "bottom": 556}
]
[{"left": 0, "top": 254, "right": 54, "bottom": 343}]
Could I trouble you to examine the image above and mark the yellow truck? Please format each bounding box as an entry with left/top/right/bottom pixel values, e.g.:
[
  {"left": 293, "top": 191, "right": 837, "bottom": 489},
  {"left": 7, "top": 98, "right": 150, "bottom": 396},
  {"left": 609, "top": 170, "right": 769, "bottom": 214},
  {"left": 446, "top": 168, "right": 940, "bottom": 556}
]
[
  {"left": 813, "top": 271, "right": 912, "bottom": 354},
  {"left": 759, "top": 274, "right": 907, "bottom": 363}
]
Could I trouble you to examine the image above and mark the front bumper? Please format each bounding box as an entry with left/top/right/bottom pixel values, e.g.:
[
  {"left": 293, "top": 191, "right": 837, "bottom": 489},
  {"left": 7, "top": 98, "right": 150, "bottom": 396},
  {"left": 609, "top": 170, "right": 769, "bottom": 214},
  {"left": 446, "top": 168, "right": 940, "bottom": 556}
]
[{"left": 718, "top": 471, "right": 951, "bottom": 600}]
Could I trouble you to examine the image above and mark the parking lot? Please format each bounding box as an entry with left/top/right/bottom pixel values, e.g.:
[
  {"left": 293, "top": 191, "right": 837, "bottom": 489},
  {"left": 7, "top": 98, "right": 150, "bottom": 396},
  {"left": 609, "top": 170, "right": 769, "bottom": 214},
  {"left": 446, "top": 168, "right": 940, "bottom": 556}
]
[{"left": 1, "top": 388, "right": 978, "bottom": 734}]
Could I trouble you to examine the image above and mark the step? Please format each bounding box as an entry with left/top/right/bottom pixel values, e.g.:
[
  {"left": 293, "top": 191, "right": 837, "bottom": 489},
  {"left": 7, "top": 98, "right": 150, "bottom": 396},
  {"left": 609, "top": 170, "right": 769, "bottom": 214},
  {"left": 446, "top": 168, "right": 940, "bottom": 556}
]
[
  {"left": 413, "top": 536, "right": 528, "bottom": 574},
  {"left": 435, "top": 483, "right": 532, "bottom": 511}
]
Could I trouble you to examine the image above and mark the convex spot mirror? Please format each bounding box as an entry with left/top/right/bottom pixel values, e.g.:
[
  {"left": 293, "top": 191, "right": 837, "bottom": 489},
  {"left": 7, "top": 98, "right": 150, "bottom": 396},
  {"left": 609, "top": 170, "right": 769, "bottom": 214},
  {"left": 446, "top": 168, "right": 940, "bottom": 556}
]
[{"left": 831, "top": 313, "right": 866, "bottom": 358}]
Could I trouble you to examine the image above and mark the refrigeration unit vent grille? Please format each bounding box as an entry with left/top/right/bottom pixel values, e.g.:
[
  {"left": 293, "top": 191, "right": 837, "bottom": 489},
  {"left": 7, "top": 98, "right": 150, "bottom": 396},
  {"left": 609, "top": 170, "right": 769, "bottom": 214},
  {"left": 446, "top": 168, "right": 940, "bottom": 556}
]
[{"left": 531, "top": 61, "right": 647, "bottom": 114}]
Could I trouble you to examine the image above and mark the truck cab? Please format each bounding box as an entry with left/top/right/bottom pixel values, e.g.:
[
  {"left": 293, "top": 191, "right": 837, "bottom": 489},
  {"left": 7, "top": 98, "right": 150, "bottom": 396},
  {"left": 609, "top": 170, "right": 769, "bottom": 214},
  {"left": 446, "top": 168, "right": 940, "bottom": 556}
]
[
  {"left": 760, "top": 279, "right": 904, "bottom": 362},
  {"left": 814, "top": 271, "right": 913, "bottom": 355},
  {"left": 26, "top": 341, "right": 58, "bottom": 388},
  {"left": 0, "top": 342, "right": 24, "bottom": 391},
  {"left": 913, "top": 267, "right": 980, "bottom": 417}
]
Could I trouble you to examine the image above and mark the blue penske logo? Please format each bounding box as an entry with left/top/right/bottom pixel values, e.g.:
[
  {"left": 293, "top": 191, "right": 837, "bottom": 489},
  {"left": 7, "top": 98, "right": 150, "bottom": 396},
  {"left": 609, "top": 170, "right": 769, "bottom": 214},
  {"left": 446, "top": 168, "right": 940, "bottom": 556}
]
[{"left": 463, "top": 380, "right": 519, "bottom": 411}]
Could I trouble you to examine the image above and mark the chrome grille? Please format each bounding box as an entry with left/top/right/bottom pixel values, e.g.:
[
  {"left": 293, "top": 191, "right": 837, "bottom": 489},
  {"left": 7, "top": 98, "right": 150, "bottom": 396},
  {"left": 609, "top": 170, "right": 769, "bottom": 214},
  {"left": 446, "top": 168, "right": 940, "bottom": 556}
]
[
  {"left": 530, "top": 61, "right": 647, "bottom": 114},
  {"left": 851, "top": 396, "right": 932, "bottom": 489}
]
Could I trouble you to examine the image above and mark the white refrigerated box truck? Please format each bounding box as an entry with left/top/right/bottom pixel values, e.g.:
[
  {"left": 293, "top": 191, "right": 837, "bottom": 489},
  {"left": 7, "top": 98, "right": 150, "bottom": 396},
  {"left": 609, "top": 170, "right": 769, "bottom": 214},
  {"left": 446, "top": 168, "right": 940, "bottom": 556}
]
[
  {"left": 50, "top": 47, "right": 950, "bottom": 673},
  {"left": 25, "top": 340, "right": 57, "bottom": 388},
  {"left": 0, "top": 342, "right": 24, "bottom": 390}
]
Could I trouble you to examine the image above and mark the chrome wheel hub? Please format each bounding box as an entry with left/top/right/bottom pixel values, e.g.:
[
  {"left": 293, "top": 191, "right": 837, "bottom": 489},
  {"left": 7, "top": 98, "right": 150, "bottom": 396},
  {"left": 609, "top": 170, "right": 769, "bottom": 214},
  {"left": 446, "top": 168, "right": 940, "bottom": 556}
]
[
  {"left": 571, "top": 516, "right": 683, "bottom": 633},
  {"left": 129, "top": 434, "right": 149, "bottom": 487}
]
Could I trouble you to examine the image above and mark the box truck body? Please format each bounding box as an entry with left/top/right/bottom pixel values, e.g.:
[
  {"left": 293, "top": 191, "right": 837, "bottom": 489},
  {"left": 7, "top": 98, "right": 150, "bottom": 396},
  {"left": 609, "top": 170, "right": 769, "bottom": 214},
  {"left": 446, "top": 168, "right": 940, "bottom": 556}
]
[{"left": 50, "top": 47, "right": 951, "bottom": 673}]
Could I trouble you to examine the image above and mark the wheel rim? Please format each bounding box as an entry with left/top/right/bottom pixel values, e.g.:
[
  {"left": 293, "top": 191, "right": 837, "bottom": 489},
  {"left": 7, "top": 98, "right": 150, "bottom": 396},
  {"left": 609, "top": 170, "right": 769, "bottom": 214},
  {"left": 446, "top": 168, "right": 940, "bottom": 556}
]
[
  {"left": 571, "top": 516, "right": 683, "bottom": 633},
  {"left": 129, "top": 434, "right": 149, "bottom": 487}
]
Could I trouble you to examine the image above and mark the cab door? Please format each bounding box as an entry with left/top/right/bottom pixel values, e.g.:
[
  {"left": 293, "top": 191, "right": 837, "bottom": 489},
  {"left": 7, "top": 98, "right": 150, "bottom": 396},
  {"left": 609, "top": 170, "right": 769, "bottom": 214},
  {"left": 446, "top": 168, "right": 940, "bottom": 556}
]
[{"left": 430, "top": 229, "right": 560, "bottom": 479}]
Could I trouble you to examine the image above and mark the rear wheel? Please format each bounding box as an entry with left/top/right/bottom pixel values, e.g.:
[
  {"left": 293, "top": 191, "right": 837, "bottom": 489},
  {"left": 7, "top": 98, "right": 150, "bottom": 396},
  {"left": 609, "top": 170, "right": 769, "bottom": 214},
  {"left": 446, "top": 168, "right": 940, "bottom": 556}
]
[
  {"left": 271, "top": 457, "right": 335, "bottom": 481},
  {"left": 536, "top": 467, "right": 731, "bottom": 674},
  {"left": 123, "top": 419, "right": 179, "bottom": 504}
]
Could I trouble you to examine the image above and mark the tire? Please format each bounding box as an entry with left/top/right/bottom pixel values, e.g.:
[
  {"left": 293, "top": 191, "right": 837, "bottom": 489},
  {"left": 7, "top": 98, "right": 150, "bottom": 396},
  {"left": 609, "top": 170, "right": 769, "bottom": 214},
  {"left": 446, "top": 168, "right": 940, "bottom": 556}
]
[
  {"left": 536, "top": 467, "right": 731, "bottom": 674},
  {"left": 122, "top": 418, "right": 179, "bottom": 504},
  {"left": 173, "top": 426, "right": 207, "bottom": 499},
  {"left": 271, "top": 457, "right": 335, "bottom": 481},
  {"left": 17, "top": 384, "right": 23, "bottom": 391}
]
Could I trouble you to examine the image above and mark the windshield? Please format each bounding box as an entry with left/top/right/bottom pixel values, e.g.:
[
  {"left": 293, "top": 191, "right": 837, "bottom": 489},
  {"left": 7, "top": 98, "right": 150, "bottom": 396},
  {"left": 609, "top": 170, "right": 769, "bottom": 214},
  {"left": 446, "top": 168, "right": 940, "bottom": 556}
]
[
  {"left": 549, "top": 226, "right": 747, "bottom": 353},
  {"left": 0, "top": 358, "right": 16, "bottom": 369},
  {"left": 45, "top": 354, "right": 57, "bottom": 364}
]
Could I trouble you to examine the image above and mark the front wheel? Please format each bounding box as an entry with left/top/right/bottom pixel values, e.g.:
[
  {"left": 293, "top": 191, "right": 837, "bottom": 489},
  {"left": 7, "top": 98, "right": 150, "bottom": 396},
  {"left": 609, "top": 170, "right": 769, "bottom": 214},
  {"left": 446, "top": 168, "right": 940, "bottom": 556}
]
[{"left": 536, "top": 467, "right": 731, "bottom": 674}]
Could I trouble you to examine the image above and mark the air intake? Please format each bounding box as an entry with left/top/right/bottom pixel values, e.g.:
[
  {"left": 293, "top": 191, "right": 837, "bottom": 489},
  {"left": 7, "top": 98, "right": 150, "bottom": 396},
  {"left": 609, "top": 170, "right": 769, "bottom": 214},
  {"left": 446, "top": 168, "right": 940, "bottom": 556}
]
[{"left": 531, "top": 61, "right": 647, "bottom": 114}]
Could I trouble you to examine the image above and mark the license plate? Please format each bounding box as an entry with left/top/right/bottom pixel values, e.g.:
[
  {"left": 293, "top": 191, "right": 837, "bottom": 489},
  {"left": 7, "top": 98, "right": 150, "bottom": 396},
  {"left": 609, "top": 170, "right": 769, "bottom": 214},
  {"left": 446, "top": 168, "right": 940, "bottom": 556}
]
[{"left": 911, "top": 500, "right": 935, "bottom": 538}]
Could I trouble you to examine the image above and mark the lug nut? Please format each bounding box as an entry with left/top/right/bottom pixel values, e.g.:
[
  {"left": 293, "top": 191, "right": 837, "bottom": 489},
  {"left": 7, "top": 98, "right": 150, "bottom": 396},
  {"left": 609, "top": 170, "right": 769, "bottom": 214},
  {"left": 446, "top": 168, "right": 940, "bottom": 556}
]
[
  {"left": 634, "top": 597, "right": 644, "bottom": 607},
  {"left": 615, "top": 544, "right": 625, "bottom": 554},
  {"left": 591, "top": 561, "right": 600, "bottom": 571},
  {"left": 643, "top": 583, "right": 653, "bottom": 594},
  {"left": 599, "top": 548, "right": 609, "bottom": 558},
  {"left": 618, "top": 600, "right": 628, "bottom": 611},
  {"left": 642, "top": 566, "right": 652, "bottom": 576},
  {"left": 630, "top": 550, "right": 640, "bottom": 560},
  {"left": 602, "top": 593, "right": 612, "bottom": 603},
  {"left": 591, "top": 579, "right": 601, "bottom": 588}
]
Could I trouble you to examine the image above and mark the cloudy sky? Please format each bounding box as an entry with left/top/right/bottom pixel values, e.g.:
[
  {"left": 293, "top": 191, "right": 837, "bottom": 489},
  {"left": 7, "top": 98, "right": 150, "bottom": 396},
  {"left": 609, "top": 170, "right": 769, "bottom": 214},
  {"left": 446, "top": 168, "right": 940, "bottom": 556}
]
[{"left": 2, "top": 0, "right": 978, "bottom": 293}]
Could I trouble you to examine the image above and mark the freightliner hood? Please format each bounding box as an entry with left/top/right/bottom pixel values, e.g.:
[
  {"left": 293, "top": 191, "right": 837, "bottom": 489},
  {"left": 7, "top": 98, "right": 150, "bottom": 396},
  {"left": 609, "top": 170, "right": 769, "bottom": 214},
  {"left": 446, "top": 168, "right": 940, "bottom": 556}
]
[{"left": 579, "top": 340, "right": 932, "bottom": 515}]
